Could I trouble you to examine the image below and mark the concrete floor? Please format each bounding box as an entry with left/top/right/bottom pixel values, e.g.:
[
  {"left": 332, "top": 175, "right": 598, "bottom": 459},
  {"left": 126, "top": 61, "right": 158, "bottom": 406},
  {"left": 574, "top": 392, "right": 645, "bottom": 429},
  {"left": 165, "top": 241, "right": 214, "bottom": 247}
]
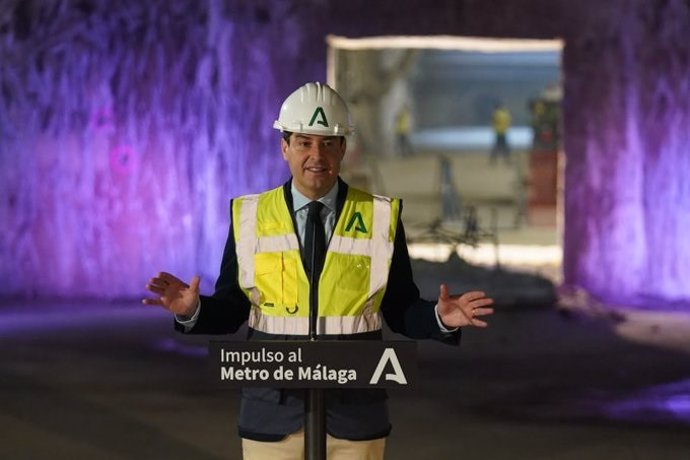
[{"left": 2, "top": 258, "right": 690, "bottom": 459}]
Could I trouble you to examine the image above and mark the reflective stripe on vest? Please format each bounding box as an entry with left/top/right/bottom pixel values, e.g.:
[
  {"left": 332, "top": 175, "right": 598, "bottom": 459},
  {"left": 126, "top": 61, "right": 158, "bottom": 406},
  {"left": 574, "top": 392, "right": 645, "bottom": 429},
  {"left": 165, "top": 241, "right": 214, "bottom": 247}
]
[{"left": 232, "top": 186, "right": 399, "bottom": 336}]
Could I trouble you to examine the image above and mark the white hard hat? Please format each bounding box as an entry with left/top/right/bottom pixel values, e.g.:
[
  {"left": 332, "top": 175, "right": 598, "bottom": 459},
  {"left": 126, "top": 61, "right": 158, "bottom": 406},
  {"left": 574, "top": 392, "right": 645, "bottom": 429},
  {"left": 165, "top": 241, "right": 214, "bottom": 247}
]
[{"left": 273, "top": 82, "right": 353, "bottom": 136}]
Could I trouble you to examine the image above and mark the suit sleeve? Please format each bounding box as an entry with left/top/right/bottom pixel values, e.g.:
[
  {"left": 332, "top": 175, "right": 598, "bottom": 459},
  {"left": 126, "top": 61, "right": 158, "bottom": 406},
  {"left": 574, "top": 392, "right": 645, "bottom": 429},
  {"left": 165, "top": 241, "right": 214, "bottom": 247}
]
[
  {"left": 174, "top": 204, "right": 251, "bottom": 335},
  {"left": 379, "top": 211, "right": 460, "bottom": 345}
]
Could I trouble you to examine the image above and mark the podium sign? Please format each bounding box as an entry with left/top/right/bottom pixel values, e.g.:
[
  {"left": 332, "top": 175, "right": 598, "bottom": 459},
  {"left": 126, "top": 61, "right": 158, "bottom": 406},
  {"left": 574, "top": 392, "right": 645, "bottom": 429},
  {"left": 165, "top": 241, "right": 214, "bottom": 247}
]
[{"left": 209, "top": 341, "right": 417, "bottom": 388}]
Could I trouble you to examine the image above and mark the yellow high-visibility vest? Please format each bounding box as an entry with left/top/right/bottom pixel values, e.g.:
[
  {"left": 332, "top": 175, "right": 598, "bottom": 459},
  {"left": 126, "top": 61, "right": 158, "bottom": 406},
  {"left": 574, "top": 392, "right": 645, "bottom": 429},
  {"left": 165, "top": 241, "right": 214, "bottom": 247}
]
[
  {"left": 492, "top": 107, "right": 511, "bottom": 134},
  {"left": 232, "top": 185, "right": 400, "bottom": 336}
]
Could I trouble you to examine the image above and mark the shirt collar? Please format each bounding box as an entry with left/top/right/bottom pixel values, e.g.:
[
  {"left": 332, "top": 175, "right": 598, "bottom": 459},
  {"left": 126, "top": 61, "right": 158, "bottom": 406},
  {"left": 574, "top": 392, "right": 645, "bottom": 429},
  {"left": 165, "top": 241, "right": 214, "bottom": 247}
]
[{"left": 291, "top": 181, "right": 338, "bottom": 213}]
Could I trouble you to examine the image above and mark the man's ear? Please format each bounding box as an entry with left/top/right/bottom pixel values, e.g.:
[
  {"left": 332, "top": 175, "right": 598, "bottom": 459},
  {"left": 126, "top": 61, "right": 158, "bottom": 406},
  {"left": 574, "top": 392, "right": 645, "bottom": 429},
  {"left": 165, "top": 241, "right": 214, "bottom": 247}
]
[
  {"left": 338, "top": 137, "right": 347, "bottom": 158},
  {"left": 280, "top": 138, "right": 289, "bottom": 160}
]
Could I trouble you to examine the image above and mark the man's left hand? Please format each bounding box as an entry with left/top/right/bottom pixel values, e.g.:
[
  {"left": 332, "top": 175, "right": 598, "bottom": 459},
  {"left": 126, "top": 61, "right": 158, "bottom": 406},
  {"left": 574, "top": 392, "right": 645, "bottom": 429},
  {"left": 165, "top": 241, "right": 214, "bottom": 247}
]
[{"left": 437, "top": 283, "right": 494, "bottom": 328}]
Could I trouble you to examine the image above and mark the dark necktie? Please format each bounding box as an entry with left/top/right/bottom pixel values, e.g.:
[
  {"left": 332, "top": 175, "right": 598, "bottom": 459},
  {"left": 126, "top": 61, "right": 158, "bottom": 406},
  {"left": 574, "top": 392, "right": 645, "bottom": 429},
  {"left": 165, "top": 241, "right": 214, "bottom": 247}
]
[{"left": 305, "top": 201, "right": 326, "bottom": 278}]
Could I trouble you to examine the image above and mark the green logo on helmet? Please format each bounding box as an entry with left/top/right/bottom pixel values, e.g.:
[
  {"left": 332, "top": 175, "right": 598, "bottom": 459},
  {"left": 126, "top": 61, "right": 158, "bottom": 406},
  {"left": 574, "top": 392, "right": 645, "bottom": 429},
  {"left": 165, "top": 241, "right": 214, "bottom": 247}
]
[
  {"left": 345, "top": 212, "right": 368, "bottom": 233},
  {"left": 309, "top": 107, "right": 329, "bottom": 128}
]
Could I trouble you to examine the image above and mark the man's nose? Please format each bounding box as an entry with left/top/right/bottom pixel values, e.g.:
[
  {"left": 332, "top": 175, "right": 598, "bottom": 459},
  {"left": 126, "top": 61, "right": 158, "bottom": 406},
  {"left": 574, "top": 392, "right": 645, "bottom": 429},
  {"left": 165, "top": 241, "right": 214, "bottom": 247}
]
[{"left": 309, "top": 142, "right": 327, "bottom": 157}]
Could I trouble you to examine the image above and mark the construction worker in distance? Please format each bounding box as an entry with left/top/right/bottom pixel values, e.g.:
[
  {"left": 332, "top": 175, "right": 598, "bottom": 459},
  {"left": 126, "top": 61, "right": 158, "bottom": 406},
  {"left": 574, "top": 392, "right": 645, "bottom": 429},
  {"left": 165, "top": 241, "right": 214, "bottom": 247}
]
[
  {"left": 395, "top": 103, "right": 414, "bottom": 156},
  {"left": 143, "top": 82, "right": 494, "bottom": 460},
  {"left": 490, "top": 102, "right": 512, "bottom": 165}
]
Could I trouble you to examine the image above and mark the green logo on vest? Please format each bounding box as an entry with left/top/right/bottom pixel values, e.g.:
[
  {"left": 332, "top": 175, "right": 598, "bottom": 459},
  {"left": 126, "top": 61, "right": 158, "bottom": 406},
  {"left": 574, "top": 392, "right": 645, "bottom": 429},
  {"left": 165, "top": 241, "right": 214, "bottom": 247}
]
[
  {"left": 345, "top": 212, "right": 368, "bottom": 233},
  {"left": 309, "top": 107, "right": 329, "bottom": 127}
]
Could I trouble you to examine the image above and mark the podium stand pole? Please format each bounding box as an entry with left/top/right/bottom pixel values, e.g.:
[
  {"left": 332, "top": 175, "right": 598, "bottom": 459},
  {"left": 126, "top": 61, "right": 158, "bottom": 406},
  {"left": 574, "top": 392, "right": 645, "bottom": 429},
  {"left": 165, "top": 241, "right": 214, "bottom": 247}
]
[
  {"left": 305, "top": 387, "right": 326, "bottom": 459},
  {"left": 306, "top": 231, "right": 327, "bottom": 460}
]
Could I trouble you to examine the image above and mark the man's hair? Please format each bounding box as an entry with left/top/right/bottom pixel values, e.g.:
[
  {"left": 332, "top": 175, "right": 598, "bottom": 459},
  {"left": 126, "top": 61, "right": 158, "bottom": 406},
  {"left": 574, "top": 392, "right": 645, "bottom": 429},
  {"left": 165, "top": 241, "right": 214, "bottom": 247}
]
[{"left": 281, "top": 131, "right": 346, "bottom": 146}]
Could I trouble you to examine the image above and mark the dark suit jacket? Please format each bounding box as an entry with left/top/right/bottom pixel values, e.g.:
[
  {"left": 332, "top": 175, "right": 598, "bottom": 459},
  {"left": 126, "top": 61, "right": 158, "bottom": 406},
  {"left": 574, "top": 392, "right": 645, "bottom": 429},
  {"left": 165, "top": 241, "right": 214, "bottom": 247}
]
[
  {"left": 178, "top": 178, "right": 459, "bottom": 341},
  {"left": 176, "top": 178, "right": 459, "bottom": 440}
]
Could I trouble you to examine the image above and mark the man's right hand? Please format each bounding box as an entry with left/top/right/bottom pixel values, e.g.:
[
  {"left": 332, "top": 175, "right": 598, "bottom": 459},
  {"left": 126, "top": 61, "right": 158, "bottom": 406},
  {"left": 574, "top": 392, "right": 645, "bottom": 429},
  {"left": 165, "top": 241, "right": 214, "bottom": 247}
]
[{"left": 143, "top": 272, "right": 200, "bottom": 317}]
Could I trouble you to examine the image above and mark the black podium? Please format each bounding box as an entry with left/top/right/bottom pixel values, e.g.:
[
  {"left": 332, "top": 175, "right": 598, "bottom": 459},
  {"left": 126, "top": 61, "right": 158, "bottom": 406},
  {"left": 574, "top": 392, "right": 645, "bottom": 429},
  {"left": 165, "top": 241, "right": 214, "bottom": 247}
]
[{"left": 209, "top": 340, "right": 417, "bottom": 459}]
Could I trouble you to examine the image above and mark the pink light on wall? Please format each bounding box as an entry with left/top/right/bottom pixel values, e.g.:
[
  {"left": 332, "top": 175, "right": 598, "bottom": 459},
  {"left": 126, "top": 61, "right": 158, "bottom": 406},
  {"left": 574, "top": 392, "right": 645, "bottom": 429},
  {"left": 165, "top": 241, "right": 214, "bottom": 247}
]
[{"left": 109, "top": 145, "right": 138, "bottom": 175}]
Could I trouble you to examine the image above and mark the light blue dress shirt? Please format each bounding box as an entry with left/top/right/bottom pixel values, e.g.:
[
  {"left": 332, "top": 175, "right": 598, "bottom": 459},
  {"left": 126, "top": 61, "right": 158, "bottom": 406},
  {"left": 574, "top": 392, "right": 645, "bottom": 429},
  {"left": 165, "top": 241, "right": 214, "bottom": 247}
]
[{"left": 291, "top": 182, "right": 338, "bottom": 248}]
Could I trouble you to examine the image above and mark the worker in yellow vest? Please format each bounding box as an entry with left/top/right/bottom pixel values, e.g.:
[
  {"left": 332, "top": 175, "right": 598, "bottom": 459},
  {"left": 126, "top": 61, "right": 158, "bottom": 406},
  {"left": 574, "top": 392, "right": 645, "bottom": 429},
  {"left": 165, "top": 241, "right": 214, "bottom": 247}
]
[
  {"left": 144, "top": 82, "right": 494, "bottom": 460},
  {"left": 490, "top": 102, "right": 512, "bottom": 164},
  {"left": 395, "top": 103, "right": 414, "bottom": 156}
]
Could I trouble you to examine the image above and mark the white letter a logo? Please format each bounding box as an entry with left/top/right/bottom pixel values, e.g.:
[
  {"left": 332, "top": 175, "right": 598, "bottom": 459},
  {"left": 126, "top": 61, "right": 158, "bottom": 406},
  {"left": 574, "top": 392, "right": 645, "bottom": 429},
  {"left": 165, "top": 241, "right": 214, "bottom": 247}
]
[{"left": 369, "top": 348, "right": 407, "bottom": 385}]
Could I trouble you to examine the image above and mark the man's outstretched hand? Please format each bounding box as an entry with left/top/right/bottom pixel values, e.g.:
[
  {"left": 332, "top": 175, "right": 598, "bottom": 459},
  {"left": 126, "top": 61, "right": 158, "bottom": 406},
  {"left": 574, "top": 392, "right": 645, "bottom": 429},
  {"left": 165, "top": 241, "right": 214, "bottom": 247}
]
[
  {"left": 436, "top": 283, "right": 494, "bottom": 329},
  {"left": 143, "top": 272, "right": 200, "bottom": 317}
]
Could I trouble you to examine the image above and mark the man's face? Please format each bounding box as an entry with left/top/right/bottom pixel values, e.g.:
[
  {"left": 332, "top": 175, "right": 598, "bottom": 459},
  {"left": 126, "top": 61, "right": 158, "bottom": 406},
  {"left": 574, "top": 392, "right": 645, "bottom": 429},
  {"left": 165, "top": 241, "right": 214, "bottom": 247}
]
[{"left": 281, "top": 133, "right": 346, "bottom": 200}]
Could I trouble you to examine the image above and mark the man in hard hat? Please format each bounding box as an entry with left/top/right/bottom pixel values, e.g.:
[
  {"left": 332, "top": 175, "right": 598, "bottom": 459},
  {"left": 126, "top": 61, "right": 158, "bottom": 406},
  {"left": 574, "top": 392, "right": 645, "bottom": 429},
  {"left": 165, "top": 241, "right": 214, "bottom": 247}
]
[{"left": 144, "top": 82, "right": 494, "bottom": 459}]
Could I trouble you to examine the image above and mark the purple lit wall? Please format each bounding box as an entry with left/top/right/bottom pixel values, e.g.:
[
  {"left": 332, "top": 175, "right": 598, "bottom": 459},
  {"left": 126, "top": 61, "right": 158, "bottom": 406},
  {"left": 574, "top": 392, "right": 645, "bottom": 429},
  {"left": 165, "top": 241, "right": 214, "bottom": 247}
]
[
  {"left": 2, "top": 0, "right": 690, "bottom": 309},
  {"left": 562, "top": 1, "right": 690, "bottom": 308},
  {"left": 0, "top": 0, "right": 320, "bottom": 297}
]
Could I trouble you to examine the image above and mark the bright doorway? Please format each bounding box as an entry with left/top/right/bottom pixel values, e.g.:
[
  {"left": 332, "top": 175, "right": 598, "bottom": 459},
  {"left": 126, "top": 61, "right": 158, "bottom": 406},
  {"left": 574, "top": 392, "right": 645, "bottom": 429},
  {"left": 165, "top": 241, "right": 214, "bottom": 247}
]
[{"left": 327, "top": 35, "right": 564, "bottom": 281}]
